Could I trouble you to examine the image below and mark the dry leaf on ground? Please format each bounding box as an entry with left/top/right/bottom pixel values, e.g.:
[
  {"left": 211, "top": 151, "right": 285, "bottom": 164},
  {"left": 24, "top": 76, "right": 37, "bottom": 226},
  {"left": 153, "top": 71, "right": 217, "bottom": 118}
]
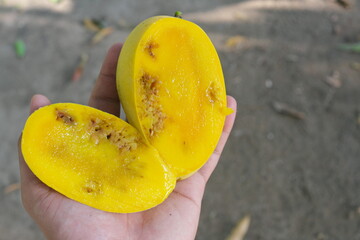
[
  {"left": 325, "top": 71, "right": 342, "bottom": 88},
  {"left": 4, "top": 183, "right": 20, "bottom": 194},
  {"left": 335, "top": 0, "right": 350, "bottom": 8},
  {"left": 350, "top": 62, "right": 360, "bottom": 71},
  {"left": 272, "top": 101, "right": 305, "bottom": 120},
  {"left": 83, "top": 18, "right": 102, "bottom": 32},
  {"left": 225, "top": 36, "right": 247, "bottom": 48},
  {"left": 226, "top": 215, "right": 251, "bottom": 240},
  {"left": 72, "top": 53, "right": 89, "bottom": 82},
  {"left": 91, "top": 27, "right": 114, "bottom": 45}
]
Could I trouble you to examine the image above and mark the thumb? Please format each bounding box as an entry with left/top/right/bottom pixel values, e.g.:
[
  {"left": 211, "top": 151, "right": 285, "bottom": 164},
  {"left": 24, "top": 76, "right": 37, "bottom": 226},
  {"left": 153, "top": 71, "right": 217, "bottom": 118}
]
[{"left": 29, "top": 94, "right": 51, "bottom": 114}]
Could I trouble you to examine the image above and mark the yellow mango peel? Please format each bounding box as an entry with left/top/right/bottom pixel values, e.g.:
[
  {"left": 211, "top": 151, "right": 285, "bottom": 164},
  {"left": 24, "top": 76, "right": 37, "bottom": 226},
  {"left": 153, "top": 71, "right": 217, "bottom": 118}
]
[{"left": 21, "top": 15, "right": 229, "bottom": 213}]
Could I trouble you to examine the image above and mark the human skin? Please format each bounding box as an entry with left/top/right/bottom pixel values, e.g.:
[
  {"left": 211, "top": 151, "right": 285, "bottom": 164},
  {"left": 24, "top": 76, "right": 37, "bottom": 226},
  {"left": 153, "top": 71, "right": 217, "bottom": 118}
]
[{"left": 18, "top": 43, "right": 237, "bottom": 240}]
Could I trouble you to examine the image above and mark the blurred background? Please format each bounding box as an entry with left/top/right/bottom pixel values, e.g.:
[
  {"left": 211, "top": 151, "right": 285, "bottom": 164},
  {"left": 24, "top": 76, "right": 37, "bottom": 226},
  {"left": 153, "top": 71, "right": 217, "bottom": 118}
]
[{"left": 1, "top": 0, "right": 360, "bottom": 239}]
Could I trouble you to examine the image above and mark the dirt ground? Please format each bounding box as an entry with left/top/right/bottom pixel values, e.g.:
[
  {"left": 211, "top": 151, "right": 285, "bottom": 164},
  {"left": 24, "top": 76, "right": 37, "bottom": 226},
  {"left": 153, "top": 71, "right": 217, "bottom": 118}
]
[{"left": 1, "top": 0, "right": 360, "bottom": 239}]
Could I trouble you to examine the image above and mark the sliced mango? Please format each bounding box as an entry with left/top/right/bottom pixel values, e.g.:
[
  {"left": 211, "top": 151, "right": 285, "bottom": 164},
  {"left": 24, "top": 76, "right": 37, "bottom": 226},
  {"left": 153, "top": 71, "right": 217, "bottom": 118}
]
[
  {"left": 21, "top": 103, "right": 176, "bottom": 213},
  {"left": 21, "top": 15, "right": 229, "bottom": 213},
  {"left": 117, "top": 16, "right": 229, "bottom": 178}
]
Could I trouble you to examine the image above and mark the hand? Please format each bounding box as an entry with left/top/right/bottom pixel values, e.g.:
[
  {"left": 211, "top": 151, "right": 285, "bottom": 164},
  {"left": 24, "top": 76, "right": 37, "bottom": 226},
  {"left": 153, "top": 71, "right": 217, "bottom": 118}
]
[{"left": 18, "top": 43, "right": 237, "bottom": 240}]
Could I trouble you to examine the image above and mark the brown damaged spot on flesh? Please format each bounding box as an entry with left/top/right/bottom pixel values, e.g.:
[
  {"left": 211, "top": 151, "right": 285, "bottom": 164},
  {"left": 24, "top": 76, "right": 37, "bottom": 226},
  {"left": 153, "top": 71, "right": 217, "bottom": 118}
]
[
  {"left": 139, "top": 73, "right": 166, "bottom": 138},
  {"left": 206, "top": 82, "right": 220, "bottom": 104},
  {"left": 145, "top": 41, "right": 159, "bottom": 59},
  {"left": 55, "top": 109, "right": 75, "bottom": 124},
  {"left": 83, "top": 180, "right": 102, "bottom": 195},
  {"left": 88, "top": 117, "right": 140, "bottom": 152},
  {"left": 140, "top": 73, "right": 160, "bottom": 95}
]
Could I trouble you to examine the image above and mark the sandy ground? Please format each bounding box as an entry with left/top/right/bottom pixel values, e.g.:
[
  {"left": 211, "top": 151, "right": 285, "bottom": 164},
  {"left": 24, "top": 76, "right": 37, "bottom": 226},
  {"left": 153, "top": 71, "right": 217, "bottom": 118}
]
[{"left": 1, "top": 0, "right": 360, "bottom": 239}]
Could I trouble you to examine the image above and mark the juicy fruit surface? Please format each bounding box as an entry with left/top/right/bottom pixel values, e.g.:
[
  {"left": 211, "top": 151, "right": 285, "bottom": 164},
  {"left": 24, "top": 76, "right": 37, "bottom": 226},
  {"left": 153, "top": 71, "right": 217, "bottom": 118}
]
[
  {"left": 117, "top": 16, "right": 229, "bottom": 178},
  {"left": 22, "top": 16, "right": 229, "bottom": 213},
  {"left": 21, "top": 103, "right": 176, "bottom": 213}
]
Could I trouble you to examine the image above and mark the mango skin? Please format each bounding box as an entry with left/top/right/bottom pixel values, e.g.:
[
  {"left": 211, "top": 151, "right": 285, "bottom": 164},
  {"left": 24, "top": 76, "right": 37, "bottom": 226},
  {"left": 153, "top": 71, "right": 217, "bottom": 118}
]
[
  {"left": 21, "top": 103, "right": 176, "bottom": 213},
  {"left": 117, "top": 16, "right": 230, "bottom": 178}
]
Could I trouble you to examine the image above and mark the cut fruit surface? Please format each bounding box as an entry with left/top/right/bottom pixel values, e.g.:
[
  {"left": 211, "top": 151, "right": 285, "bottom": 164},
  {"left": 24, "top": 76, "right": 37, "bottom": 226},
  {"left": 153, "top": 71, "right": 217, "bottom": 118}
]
[
  {"left": 21, "top": 103, "right": 176, "bottom": 213},
  {"left": 21, "top": 15, "right": 230, "bottom": 213},
  {"left": 117, "top": 16, "right": 230, "bottom": 178}
]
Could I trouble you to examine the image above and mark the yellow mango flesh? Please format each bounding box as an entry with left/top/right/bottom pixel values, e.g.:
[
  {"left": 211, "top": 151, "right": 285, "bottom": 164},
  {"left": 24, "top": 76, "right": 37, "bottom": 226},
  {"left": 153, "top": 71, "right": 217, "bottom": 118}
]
[
  {"left": 117, "top": 16, "right": 229, "bottom": 178},
  {"left": 22, "top": 16, "right": 229, "bottom": 213},
  {"left": 21, "top": 103, "right": 176, "bottom": 213}
]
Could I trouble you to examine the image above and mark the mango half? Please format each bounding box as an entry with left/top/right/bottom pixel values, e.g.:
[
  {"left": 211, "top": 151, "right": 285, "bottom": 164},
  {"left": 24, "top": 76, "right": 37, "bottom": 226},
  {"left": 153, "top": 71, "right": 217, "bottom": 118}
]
[
  {"left": 117, "top": 16, "right": 230, "bottom": 178},
  {"left": 21, "top": 103, "right": 176, "bottom": 213},
  {"left": 21, "top": 15, "right": 229, "bottom": 213}
]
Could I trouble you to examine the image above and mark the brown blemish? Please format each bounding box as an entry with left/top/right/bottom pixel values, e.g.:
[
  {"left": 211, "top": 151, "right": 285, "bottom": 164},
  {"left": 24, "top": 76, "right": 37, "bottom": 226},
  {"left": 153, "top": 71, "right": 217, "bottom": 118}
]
[
  {"left": 150, "top": 80, "right": 159, "bottom": 92},
  {"left": 145, "top": 41, "right": 159, "bottom": 58},
  {"left": 90, "top": 133, "right": 100, "bottom": 145},
  {"left": 149, "top": 128, "right": 154, "bottom": 137},
  {"left": 140, "top": 73, "right": 160, "bottom": 95},
  {"left": 56, "top": 109, "right": 75, "bottom": 124},
  {"left": 83, "top": 180, "right": 102, "bottom": 195},
  {"left": 139, "top": 73, "right": 166, "bottom": 138},
  {"left": 208, "top": 91, "right": 217, "bottom": 103},
  {"left": 206, "top": 82, "right": 220, "bottom": 104},
  {"left": 84, "top": 187, "right": 94, "bottom": 193},
  {"left": 88, "top": 117, "right": 140, "bottom": 152}
]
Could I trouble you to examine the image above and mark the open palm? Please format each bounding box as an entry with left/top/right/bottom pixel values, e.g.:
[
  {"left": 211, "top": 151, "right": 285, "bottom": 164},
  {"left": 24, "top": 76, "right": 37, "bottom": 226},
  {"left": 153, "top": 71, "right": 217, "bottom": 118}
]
[{"left": 18, "top": 43, "right": 237, "bottom": 240}]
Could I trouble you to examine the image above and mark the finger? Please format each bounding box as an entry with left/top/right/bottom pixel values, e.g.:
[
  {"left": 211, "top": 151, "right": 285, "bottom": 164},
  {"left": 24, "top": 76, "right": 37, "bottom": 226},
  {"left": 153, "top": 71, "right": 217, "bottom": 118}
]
[
  {"left": 198, "top": 95, "right": 237, "bottom": 182},
  {"left": 19, "top": 94, "right": 51, "bottom": 185},
  {"left": 29, "top": 94, "right": 51, "bottom": 114},
  {"left": 88, "top": 43, "right": 122, "bottom": 116}
]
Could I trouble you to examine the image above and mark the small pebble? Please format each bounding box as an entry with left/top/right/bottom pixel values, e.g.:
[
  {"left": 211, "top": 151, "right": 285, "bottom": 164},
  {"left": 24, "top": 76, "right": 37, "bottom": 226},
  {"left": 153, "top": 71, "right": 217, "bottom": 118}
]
[
  {"left": 233, "top": 129, "right": 245, "bottom": 137},
  {"left": 209, "top": 211, "right": 217, "bottom": 219},
  {"left": 315, "top": 232, "right": 326, "bottom": 240},
  {"left": 330, "top": 14, "right": 339, "bottom": 22},
  {"left": 265, "top": 79, "right": 273, "bottom": 88},
  {"left": 286, "top": 54, "right": 299, "bottom": 62},
  {"left": 267, "top": 132, "right": 274, "bottom": 140},
  {"left": 295, "top": 87, "right": 303, "bottom": 95}
]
